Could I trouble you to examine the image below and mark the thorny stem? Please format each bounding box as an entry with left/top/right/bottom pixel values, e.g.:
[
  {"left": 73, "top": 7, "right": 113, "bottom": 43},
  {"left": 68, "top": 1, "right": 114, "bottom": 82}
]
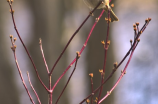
[
  {"left": 51, "top": 8, "right": 105, "bottom": 92},
  {"left": 97, "top": 7, "right": 111, "bottom": 103},
  {"left": 49, "top": 1, "right": 103, "bottom": 76},
  {"left": 27, "top": 72, "right": 41, "bottom": 104},
  {"left": 55, "top": 52, "right": 80, "bottom": 104},
  {"left": 7, "top": 1, "right": 49, "bottom": 92}
]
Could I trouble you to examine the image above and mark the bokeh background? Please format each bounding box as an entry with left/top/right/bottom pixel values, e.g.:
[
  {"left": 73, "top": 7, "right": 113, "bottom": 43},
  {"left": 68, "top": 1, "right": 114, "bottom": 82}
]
[{"left": 0, "top": 0, "right": 157, "bottom": 104}]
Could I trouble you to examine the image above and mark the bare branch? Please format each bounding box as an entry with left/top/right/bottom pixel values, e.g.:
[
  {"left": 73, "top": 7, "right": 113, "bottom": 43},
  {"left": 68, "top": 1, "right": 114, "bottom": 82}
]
[{"left": 27, "top": 72, "right": 41, "bottom": 104}]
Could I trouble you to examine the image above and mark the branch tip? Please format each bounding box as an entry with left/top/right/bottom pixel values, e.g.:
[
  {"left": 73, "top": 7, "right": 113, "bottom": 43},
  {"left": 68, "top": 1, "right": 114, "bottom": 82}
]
[
  {"left": 14, "top": 38, "right": 17, "bottom": 42},
  {"left": 89, "top": 73, "right": 93, "bottom": 78},
  {"left": 113, "top": 62, "right": 118, "bottom": 68},
  {"left": 11, "top": 0, "right": 14, "bottom": 4},
  {"left": 136, "top": 22, "right": 139, "bottom": 26},
  {"left": 133, "top": 24, "right": 136, "bottom": 28},
  {"left": 39, "top": 38, "right": 42, "bottom": 45},
  {"left": 10, "top": 35, "right": 13, "bottom": 39},
  {"left": 148, "top": 17, "right": 151, "bottom": 21},
  {"left": 111, "top": 4, "right": 114, "bottom": 8},
  {"left": 130, "top": 39, "right": 133, "bottom": 43},
  {"left": 145, "top": 18, "right": 149, "bottom": 23}
]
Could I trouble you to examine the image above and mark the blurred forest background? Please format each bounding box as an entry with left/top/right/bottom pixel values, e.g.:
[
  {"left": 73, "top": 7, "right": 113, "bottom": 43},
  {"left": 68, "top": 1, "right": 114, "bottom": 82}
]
[{"left": 0, "top": 0, "right": 157, "bottom": 104}]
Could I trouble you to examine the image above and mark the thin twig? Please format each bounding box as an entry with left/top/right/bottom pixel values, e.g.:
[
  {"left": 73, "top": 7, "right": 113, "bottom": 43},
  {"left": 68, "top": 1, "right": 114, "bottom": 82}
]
[
  {"left": 49, "top": 76, "right": 52, "bottom": 104},
  {"left": 9, "top": 37, "right": 35, "bottom": 104},
  {"left": 89, "top": 73, "right": 94, "bottom": 104},
  {"left": 98, "top": 18, "right": 152, "bottom": 103},
  {"left": 27, "top": 72, "right": 41, "bottom": 104},
  {"left": 98, "top": 41, "right": 137, "bottom": 103},
  {"left": 7, "top": 1, "right": 49, "bottom": 92},
  {"left": 80, "top": 18, "right": 151, "bottom": 104},
  {"left": 49, "top": 1, "right": 103, "bottom": 75},
  {"left": 55, "top": 52, "right": 80, "bottom": 104},
  {"left": 97, "top": 6, "right": 111, "bottom": 103},
  {"left": 51, "top": 8, "right": 105, "bottom": 92},
  {"left": 39, "top": 38, "right": 50, "bottom": 74}
]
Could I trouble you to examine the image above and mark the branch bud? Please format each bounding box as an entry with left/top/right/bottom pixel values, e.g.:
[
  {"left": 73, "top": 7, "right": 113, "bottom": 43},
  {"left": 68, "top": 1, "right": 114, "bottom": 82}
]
[
  {"left": 137, "top": 38, "right": 140, "bottom": 42},
  {"left": 76, "top": 51, "right": 80, "bottom": 58},
  {"left": 14, "top": 38, "right": 17, "bottom": 42},
  {"left": 145, "top": 18, "right": 149, "bottom": 23},
  {"left": 9, "top": 9, "right": 14, "bottom": 14},
  {"left": 107, "top": 40, "right": 110, "bottom": 45},
  {"left": 134, "top": 27, "right": 137, "bottom": 31},
  {"left": 107, "top": 91, "right": 111, "bottom": 95},
  {"left": 111, "top": 4, "right": 114, "bottom": 8},
  {"left": 10, "top": 35, "right": 13, "bottom": 39},
  {"left": 99, "top": 69, "right": 103, "bottom": 73},
  {"left": 130, "top": 39, "right": 133, "bottom": 43},
  {"left": 95, "top": 18, "right": 99, "bottom": 22},
  {"left": 133, "top": 24, "right": 136, "bottom": 28},
  {"left": 113, "top": 62, "right": 118, "bottom": 68},
  {"left": 148, "top": 17, "right": 151, "bottom": 21},
  {"left": 89, "top": 73, "right": 93, "bottom": 78},
  {"left": 136, "top": 22, "right": 139, "bottom": 26},
  {"left": 101, "top": 40, "right": 105, "bottom": 45},
  {"left": 86, "top": 99, "right": 90, "bottom": 104}
]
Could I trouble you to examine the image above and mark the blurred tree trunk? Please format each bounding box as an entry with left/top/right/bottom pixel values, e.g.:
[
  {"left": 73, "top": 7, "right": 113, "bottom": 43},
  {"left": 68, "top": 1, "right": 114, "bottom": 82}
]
[
  {"left": 26, "top": 0, "right": 69, "bottom": 104},
  {"left": 0, "top": 1, "right": 20, "bottom": 104},
  {"left": 86, "top": 2, "right": 116, "bottom": 104}
]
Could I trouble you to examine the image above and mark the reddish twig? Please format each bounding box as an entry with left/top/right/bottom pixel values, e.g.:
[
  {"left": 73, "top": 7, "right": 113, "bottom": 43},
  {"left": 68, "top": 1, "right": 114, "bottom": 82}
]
[
  {"left": 97, "top": 6, "right": 111, "bottom": 103},
  {"left": 51, "top": 9, "right": 105, "bottom": 92},
  {"left": 80, "top": 18, "right": 151, "bottom": 104},
  {"left": 39, "top": 38, "right": 50, "bottom": 74},
  {"left": 9, "top": 36, "right": 35, "bottom": 104},
  {"left": 98, "top": 18, "right": 151, "bottom": 103},
  {"left": 48, "top": 76, "right": 52, "bottom": 104},
  {"left": 27, "top": 72, "right": 41, "bottom": 104},
  {"left": 55, "top": 52, "right": 80, "bottom": 104},
  {"left": 49, "top": 1, "right": 103, "bottom": 76},
  {"left": 89, "top": 73, "right": 94, "bottom": 104},
  {"left": 98, "top": 41, "right": 137, "bottom": 104},
  {"left": 7, "top": 1, "right": 49, "bottom": 92}
]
